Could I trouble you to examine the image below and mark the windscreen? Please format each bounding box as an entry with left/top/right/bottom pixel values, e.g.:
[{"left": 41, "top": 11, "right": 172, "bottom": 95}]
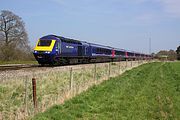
[{"left": 38, "top": 40, "right": 52, "bottom": 46}]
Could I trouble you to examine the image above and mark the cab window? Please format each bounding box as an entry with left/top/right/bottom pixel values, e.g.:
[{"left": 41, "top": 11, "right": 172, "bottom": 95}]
[{"left": 38, "top": 40, "right": 52, "bottom": 46}]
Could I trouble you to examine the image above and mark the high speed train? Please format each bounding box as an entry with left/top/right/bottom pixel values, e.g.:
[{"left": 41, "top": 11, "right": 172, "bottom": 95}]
[{"left": 33, "top": 35, "right": 151, "bottom": 65}]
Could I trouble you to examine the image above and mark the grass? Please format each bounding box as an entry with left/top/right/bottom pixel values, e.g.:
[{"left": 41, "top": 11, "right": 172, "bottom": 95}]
[
  {"left": 33, "top": 62, "right": 180, "bottom": 120},
  {"left": 0, "top": 60, "right": 38, "bottom": 65},
  {"left": 1, "top": 61, "right": 131, "bottom": 119}
]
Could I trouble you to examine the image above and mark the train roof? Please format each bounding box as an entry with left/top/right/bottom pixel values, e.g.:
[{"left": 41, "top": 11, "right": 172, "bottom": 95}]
[
  {"left": 58, "top": 36, "right": 82, "bottom": 44},
  {"left": 113, "top": 48, "right": 126, "bottom": 52},
  {"left": 89, "top": 43, "right": 113, "bottom": 49},
  {"left": 43, "top": 35, "right": 82, "bottom": 44},
  {"left": 40, "top": 35, "right": 151, "bottom": 56},
  {"left": 40, "top": 35, "right": 59, "bottom": 40}
]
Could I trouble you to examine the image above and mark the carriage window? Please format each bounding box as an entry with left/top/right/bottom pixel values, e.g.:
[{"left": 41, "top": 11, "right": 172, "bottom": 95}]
[{"left": 38, "top": 40, "right": 52, "bottom": 46}]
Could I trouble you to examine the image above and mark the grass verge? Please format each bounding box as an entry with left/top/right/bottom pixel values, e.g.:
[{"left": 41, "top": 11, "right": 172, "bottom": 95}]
[{"left": 33, "top": 62, "right": 180, "bottom": 120}]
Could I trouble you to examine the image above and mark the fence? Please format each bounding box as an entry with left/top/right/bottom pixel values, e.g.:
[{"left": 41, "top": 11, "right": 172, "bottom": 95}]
[{"left": 0, "top": 60, "right": 147, "bottom": 119}]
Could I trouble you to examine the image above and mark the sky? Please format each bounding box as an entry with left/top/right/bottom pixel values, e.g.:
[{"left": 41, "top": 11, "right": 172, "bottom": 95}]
[{"left": 0, "top": 0, "right": 180, "bottom": 53}]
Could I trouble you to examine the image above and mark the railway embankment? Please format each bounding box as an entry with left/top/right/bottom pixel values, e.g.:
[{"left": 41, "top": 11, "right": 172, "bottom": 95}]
[
  {"left": 33, "top": 62, "right": 180, "bottom": 120},
  {"left": 0, "top": 60, "right": 148, "bottom": 119}
]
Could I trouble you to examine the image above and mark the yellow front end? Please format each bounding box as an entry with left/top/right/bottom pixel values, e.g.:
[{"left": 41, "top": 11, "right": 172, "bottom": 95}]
[
  {"left": 34, "top": 39, "right": 56, "bottom": 52},
  {"left": 33, "top": 39, "right": 57, "bottom": 64}
]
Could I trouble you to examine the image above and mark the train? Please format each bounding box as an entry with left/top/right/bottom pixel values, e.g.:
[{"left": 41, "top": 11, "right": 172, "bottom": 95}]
[{"left": 33, "top": 35, "right": 151, "bottom": 65}]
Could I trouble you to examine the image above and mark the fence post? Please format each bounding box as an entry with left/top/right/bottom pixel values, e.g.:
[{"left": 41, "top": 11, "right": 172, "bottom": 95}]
[
  {"left": 141, "top": 58, "right": 143, "bottom": 64},
  {"left": 32, "top": 78, "right": 37, "bottom": 113},
  {"left": 136, "top": 59, "right": 138, "bottom": 66},
  {"left": 126, "top": 59, "right": 128, "bottom": 69},
  {"left": 69, "top": 67, "right": 73, "bottom": 96},
  {"left": 108, "top": 62, "right": 111, "bottom": 78},
  {"left": 94, "top": 64, "right": 97, "bottom": 84},
  {"left": 24, "top": 77, "right": 28, "bottom": 115},
  {"left": 119, "top": 61, "right": 121, "bottom": 75},
  {"left": 82, "top": 67, "right": 84, "bottom": 86},
  {"left": 137, "top": 60, "right": 138, "bottom": 66}
]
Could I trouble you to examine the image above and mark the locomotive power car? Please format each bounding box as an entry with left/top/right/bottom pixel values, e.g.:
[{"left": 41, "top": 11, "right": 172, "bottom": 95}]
[{"left": 33, "top": 35, "right": 151, "bottom": 65}]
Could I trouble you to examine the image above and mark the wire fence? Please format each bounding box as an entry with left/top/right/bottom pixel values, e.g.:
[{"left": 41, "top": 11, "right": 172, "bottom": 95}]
[{"left": 0, "top": 60, "right": 148, "bottom": 120}]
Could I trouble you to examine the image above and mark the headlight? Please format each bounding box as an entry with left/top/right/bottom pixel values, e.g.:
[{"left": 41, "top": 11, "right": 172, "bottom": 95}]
[
  {"left": 45, "top": 51, "right": 51, "bottom": 54},
  {"left": 34, "top": 51, "right": 37, "bottom": 53}
]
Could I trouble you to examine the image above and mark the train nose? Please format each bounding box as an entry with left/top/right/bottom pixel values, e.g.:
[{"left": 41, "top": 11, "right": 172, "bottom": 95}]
[{"left": 33, "top": 51, "right": 55, "bottom": 64}]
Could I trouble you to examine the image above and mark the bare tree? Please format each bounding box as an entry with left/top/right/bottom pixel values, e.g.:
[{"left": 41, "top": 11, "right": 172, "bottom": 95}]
[{"left": 0, "top": 10, "right": 30, "bottom": 60}]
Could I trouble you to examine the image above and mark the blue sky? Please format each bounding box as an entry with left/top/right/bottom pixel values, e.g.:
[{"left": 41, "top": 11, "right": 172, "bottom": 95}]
[{"left": 0, "top": 0, "right": 180, "bottom": 53}]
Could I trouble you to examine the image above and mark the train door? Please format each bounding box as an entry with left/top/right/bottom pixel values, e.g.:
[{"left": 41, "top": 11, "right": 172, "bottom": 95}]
[
  {"left": 85, "top": 46, "right": 88, "bottom": 56},
  {"left": 78, "top": 45, "right": 82, "bottom": 56},
  {"left": 82, "top": 46, "right": 85, "bottom": 56},
  {"left": 56, "top": 41, "right": 61, "bottom": 54},
  {"left": 78, "top": 45, "right": 87, "bottom": 56}
]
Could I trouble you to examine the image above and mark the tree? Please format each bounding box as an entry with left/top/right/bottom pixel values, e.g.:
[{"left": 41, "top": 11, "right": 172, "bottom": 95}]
[
  {"left": 0, "top": 10, "right": 30, "bottom": 61},
  {"left": 156, "top": 50, "right": 177, "bottom": 61},
  {"left": 168, "top": 49, "right": 177, "bottom": 60},
  {"left": 176, "top": 46, "right": 180, "bottom": 60}
]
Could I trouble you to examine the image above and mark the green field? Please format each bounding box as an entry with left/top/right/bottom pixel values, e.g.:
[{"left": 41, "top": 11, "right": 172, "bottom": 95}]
[{"left": 33, "top": 62, "right": 180, "bottom": 120}]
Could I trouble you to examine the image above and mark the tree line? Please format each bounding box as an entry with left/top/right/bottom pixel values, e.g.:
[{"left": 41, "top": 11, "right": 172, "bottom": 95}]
[
  {"left": 155, "top": 50, "right": 177, "bottom": 61},
  {"left": 0, "top": 10, "right": 34, "bottom": 61}
]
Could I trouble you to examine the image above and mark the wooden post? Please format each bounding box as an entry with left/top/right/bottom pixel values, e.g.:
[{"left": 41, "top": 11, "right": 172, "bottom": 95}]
[
  {"left": 137, "top": 59, "right": 138, "bottom": 66},
  {"left": 69, "top": 68, "right": 73, "bottom": 96},
  {"left": 136, "top": 59, "right": 138, "bottom": 66},
  {"left": 24, "top": 77, "right": 28, "bottom": 115},
  {"left": 119, "top": 61, "right": 121, "bottom": 74},
  {"left": 108, "top": 62, "right": 111, "bottom": 78},
  {"left": 32, "top": 78, "right": 37, "bottom": 113},
  {"left": 82, "top": 67, "right": 84, "bottom": 87},
  {"left": 94, "top": 64, "right": 97, "bottom": 84},
  {"left": 126, "top": 59, "right": 128, "bottom": 69}
]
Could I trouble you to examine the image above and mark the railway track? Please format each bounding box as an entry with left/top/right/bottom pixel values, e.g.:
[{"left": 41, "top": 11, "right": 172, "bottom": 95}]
[
  {"left": 0, "top": 64, "right": 40, "bottom": 71},
  {"left": 0, "top": 63, "right": 86, "bottom": 71},
  {"left": 0, "top": 60, "right": 137, "bottom": 71}
]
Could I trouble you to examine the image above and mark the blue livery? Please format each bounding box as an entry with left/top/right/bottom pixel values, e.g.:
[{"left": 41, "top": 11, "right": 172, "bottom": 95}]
[{"left": 33, "top": 35, "right": 151, "bottom": 65}]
